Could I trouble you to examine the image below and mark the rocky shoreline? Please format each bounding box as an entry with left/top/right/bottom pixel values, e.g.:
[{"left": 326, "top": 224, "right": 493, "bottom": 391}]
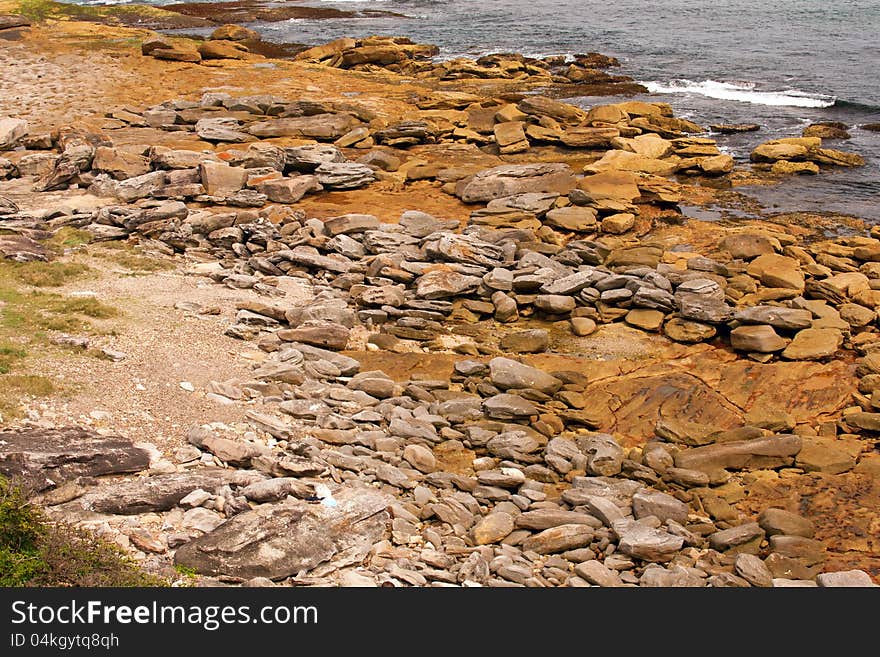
[{"left": 0, "top": 9, "right": 878, "bottom": 587}]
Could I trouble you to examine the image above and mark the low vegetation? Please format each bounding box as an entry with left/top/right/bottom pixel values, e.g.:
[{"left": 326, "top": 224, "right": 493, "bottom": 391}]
[
  {"left": 0, "top": 477, "right": 165, "bottom": 586},
  {"left": 0, "top": 257, "right": 118, "bottom": 420},
  {"left": 90, "top": 241, "right": 175, "bottom": 274}
]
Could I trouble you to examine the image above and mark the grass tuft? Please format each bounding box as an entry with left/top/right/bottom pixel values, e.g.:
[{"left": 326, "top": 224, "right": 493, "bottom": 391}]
[{"left": 0, "top": 477, "right": 165, "bottom": 586}]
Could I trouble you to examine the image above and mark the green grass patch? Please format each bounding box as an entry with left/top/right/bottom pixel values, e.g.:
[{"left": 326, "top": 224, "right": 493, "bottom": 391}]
[
  {"left": 42, "top": 295, "right": 118, "bottom": 319},
  {"left": 0, "top": 374, "right": 56, "bottom": 420},
  {"left": 91, "top": 243, "right": 175, "bottom": 274},
  {"left": 0, "top": 260, "right": 92, "bottom": 288},
  {"left": 0, "top": 254, "right": 118, "bottom": 417},
  {"left": 0, "top": 342, "right": 26, "bottom": 374},
  {"left": 16, "top": 0, "right": 189, "bottom": 26},
  {"left": 47, "top": 227, "right": 93, "bottom": 252},
  {"left": 0, "top": 477, "right": 165, "bottom": 586},
  {"left": 0, "top": 289, "right": 118, "bottom": 334}
]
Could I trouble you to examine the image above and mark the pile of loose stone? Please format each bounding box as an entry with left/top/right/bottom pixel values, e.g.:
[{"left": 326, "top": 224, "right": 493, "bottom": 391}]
[
  {"left": 1, "top": 88, "right": 878, "bottom": 586},
  {"left": 2, "top": 350, "right": 874, "bottom": 587}
]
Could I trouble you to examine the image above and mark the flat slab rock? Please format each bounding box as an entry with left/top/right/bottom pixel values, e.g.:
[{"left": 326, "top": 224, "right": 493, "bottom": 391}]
[
  {"left": 72, "top": 469, "right": 263, "bottom": 515},
  {"left": 0, "top": 427, "right": 150, "bottom": 491},
  {"left": 174, "top": 486, "right": 393, "bottom": 580}
]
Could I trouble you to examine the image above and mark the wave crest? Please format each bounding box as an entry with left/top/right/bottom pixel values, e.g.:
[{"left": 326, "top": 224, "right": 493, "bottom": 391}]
[{"left": 642, "top": 79, "right": 836, "bottom": 108}]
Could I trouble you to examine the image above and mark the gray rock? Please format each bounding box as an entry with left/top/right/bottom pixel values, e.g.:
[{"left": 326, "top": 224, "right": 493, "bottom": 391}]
[
  {"left": 492, "top": 291, "right": 519, "bottom": 323},
  {"left": 632, "top": 287, "right": 675, "bottom": 312},
  {"left": 577, "top": 433, "right": 624, "bottom": 476},
  {"left": 534, "top": 294, "right": 576, "bottom": 314},
  {"left": 674, "top": 278, "right": 732, "bottom": 324},
  {"left": 540, "top": 270, "right": 598, "bottom": 295},
  {"left": 436, "top": 233, "right": 504, "bottom": 267},
  {"left": 183, "top": 507, "right": 225, "bottom": 533},
  {"left": 772, "top": 578, "right": 818, "bottom": 587},
  {"left": 285, "top": 144, "right": 346, "bottom": 172},
  {"left": 455, "top": 163, "right": 576, "bottom": 203},
  {"left": 708, "top": 522, "right": 765, "bottom": 552},
  {"left": 674, "top": 435, "right": 802, "bottom": 472},
  {"left": 251, "top": 361, "right": 305, "bottom": 385},
  {"left": 195, "top": 117, "right": 252, "bottom": 142},
  {"left": 640, "top": 565, "right": 705, "bottom": 587},
  {"left": 197, "top": 434, "right": 268, "bottom": 467},
  {"left": 489, "top": 357, "right": 562, "bottom": 394},
  {"left": 477, "top": 468, "right": 526, "bottom": 488},
  {"left": 483, "top": 393, "right": 539, "bottom": 420},
  {"left": 249, "top": 114, "right": 361, "bottom": 140},
  {"left": 348, "top": 371, "right": 395, "bottom": 399},
  {"left": 0, "top": 117, "right": 28, "bottom": 150},
  {"left": 287, "top": 301, "right": 356, "bottom": 329},
  {"left": 174, "top": 487, "right": 393, "bottom": 580},
  {"left": 486, "top": 433, "right": 543, "bottom": 461},
  {"left": 277, "top": 320, "right": 351, "bottom": 351},
  {"left": 398, "top": 210, "right": 460, "bottom": 237},
  {"left": 101, "top": 171, "right": 167, "bottom": 202},
  {"left": 241, "top": 477, "right": 313, "bottom": 503},
  {"left": 0, "top": 427, "right": 150, "bottom": 492},
  {"left": 707, "top": 572, "right": 752, "bottom": 588},
  {"left": 734, "top": 553, "right": 773, "bottom": 587},
  {"left": 733, "top": 306, "right": 813, "bottom": 330},
  {"left": 76, "top": 471, "right": 249, "bottom": 515},
  {"left": 314, "top": 162, "right": 375, "bottom": 189},
  {"left": 614, "top": 520, "right": 684, "bottom": 562},
  {"left": 816, "top": 570, "right": 878, "bottom": 587},
  {"left": 403, "top": 444, "right": 437, "bottom": 473},
  {"left": 282, "top": 245, "right": 352, "bottom": 273},
  {"left": 389, "top": 418, "right": 438, "bottom": 443},
  {"left": 362, "top": 230, "right": 420, "bottom": 254},
  {"left": 416, "top": 270, "right": 482, "bottom": 299},
  {"left": 324, "top": 213, "right": 380, "bottom": 235},
  {"left": 632, "top": 489, "right": 689, "bottom": 524},
  {"left": 515, "top": 509, "right": 601, "bottom": 531},
  {"left": 583, "top": 495, "right": 626, "bottom": 526},
  {"left": 758, "top": 508, "right": 815, "bottom": 538},
  {"left": 484, "top": 267, "right": 515, "bottom": 291},
  {"left": 256, "top": 176, "right": 322, "bottom": 203},
  {"left": 574, "top": 560, "right": 624, "bottom": 587}
]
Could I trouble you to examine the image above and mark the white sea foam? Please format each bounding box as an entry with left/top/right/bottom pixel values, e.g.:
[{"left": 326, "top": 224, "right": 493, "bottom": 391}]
[{"left": 642, "top": 79, "right": 836, "bottom": 108}]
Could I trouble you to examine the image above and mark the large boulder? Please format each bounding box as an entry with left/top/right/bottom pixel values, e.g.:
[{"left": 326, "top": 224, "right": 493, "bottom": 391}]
[
  {"left": 198, "top": 40, "right": 250, "bottom": 61},
  {"left": 91, "top": 146, "right": 151, "bottom": 180},
  {"left": 576, "top": 170, "right": 641, "bottom": 202},
  {"left": 248, "top": 114, "right": 361, "bottom": 140},
  {"left": 73, "top": 470, "right": 255, "bottom": 514},
  {"left": 488, "top": 357, "right": 562, "bottom": 394},
  {"left": 173, "top": 487, "right": 392, "bottom": 580},
  {"left": 455, "top": 163, "right": 576, "bottom": 203},
  {"left": 0, "top": 427, "right": 150, "bottom": 492},
  {"left": 195, "top": 117, "right": 252, "bottom": 143},
  {"left": 210, "top": 24, "right": 260, "bottom": 42},
  {"left": 674, "top": 435, "right": 802, "bottom": 473},
  {"left": 0, "top": 117, "right": 28, "bottom": 150},
  {"left": 516, "top": 96, "right": 586, "bottom": 124},
  {"left": 584, "top": 150, "right": 678, "bottom": 176}
]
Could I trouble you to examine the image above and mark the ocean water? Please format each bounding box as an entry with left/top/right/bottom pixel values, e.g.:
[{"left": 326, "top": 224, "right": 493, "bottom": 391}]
[{"left": 82, "top": 0, "right": 880, "bottom": 219}]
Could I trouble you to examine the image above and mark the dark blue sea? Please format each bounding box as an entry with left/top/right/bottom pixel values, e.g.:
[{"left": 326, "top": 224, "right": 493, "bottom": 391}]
[{"left": 81, "top": 0, "right": 880, "bottom": 219}]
